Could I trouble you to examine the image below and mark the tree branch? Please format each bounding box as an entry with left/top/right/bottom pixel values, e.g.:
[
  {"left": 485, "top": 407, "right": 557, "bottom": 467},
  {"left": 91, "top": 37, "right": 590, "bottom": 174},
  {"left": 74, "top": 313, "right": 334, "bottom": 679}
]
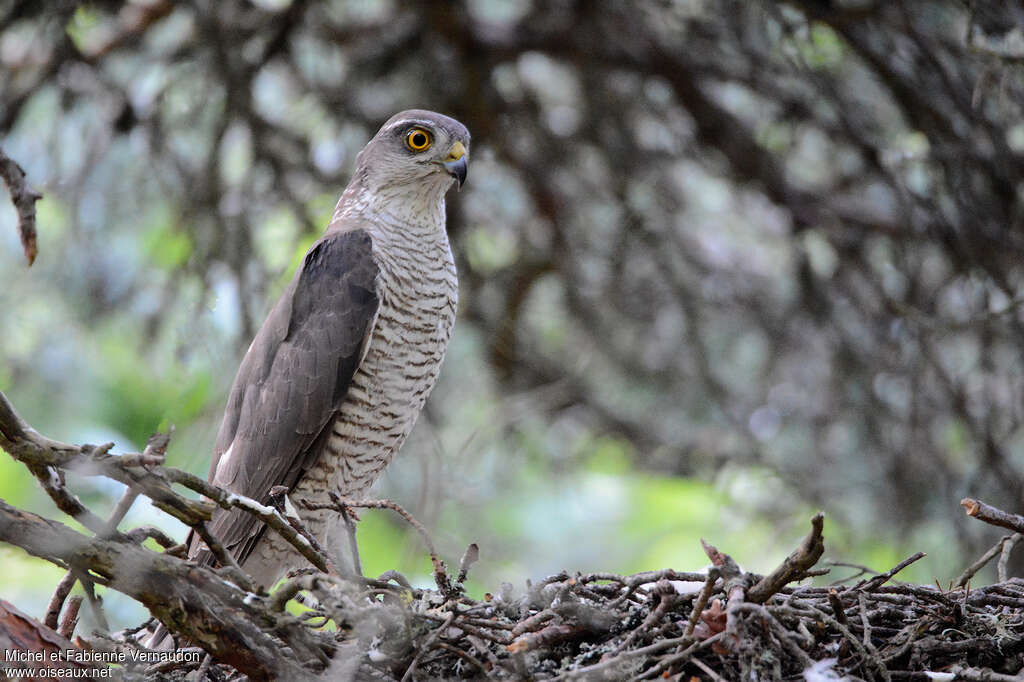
[{"left": 0, "top": 499, "right": 318, "bottom": 681}]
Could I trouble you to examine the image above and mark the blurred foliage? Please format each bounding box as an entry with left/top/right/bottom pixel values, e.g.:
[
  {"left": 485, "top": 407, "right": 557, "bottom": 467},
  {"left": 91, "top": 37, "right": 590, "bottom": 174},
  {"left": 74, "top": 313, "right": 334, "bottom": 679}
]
[{"left": 2, "top": 0, "right": 1024, "bottom": 630}]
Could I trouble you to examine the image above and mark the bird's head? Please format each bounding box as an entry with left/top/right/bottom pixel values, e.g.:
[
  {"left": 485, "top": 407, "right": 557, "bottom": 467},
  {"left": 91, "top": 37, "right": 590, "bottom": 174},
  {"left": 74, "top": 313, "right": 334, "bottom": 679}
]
[{"left": 354, "top": 110, "right": 470, "bottom": 197}]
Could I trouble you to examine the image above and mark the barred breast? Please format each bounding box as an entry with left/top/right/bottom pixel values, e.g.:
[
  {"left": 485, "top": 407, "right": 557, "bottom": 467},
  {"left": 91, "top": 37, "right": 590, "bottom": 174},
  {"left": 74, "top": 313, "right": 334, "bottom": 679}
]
[
  {"left": 310, "top": 228, "right": 458, "bottom": 497},
  {"left": 243, "top": 221, "right": 457, "bottom": 585}
]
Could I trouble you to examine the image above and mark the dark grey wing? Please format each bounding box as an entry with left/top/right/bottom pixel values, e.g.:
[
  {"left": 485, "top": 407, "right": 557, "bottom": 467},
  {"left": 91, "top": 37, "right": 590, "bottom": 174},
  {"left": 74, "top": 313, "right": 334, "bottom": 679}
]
[{"left": 190, "top": 228, "right": 379, "bottom": 569}]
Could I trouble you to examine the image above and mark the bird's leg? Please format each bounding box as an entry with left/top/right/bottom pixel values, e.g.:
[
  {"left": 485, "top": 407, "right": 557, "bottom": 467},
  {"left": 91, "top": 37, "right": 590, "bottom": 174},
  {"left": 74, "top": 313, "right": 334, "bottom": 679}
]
[
  {"left": 268, "top": 486, "right": 342, "bottom": 577},
  {"left": 338, "top": 503, "right": 363, "bottom": 577}
]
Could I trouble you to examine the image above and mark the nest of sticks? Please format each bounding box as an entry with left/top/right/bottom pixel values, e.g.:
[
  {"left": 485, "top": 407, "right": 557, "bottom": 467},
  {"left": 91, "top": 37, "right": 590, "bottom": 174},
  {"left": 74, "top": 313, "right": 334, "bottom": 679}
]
[
  {"left": 135, "top": 513, "right": 1024, "bottom": 681},
  {"left": 2, "top": 388, "right": 1024, "bottom": 681}
]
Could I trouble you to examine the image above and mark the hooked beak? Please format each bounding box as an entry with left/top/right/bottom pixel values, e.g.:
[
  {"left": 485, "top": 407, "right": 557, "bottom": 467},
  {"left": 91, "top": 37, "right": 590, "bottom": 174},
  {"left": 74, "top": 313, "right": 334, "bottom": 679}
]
[{"left": 443, "top": 140, "right": 468, "bottom": 188}]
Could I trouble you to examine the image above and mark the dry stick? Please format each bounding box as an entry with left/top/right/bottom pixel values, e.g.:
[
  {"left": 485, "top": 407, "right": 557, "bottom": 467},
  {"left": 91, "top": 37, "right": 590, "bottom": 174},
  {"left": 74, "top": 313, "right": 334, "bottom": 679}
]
[
  {"left": 997, "top": 534, "right": 1021, "bottom": 583},
  {"left": 445, "top": 619, "right": 511, "bottom": 645},
  {"left": 24, "top": 459, "right": 111, "bottom": 535},
  {"left": 508, "top": 624, "right": 582, "bottom": 653},
  {"left": 611, "top": 584, "right": 676, "bottom": 655},
  {"left": 684, "top": 570, "right": 719, "bottom": 637},
  {"left": 162, "top": 468, "right": 331, "bottom": 574},
  {"left": 307, "top": 492, "right": 455, "bottom": 595},
  {"left": 690, "top": 657, "right": 728, "bottom": 682},
  {"left": 825, "top": 560, "right": 876, "bottom": 584},
  {"left": 961, "top": 497, "right": 1024, "bottom": 534},
  {"left": 103, "top": 489, "right": 141, "bottom": 537},
  {"left": 98, "top": 432, "right": 168, "bottom": 537},
  {"left": 459, "top": 616, "right": 514, "bottom": 631},
  {"left": 124, "top": 526, "right": 178, "bottom": 549},
  {"left": 629, "top": 632, "right": 725, "bottom": 681},
  {"left": 192, "top": 521, "right": 255, "bottom": 593},
  {"left": 605, "top": 568, "right": 708, "bottom": 608},
  {"left": 433, "top": 641, "right": 488, "bottom": 677},
  {"left": 327, "top": 493, "right": 438, "bottom": 557},
  {"left": 401, "top": 611, "right": 455, "bottom": 682},
  {"left": 946, "top": 665, "right": 1024, "bottom": 682},
  {"left": 853, "top": 552, "right": 927, "bottom": 593},
  {"left": 511, "top": 609, "right": 555, "bottom": 637},
  {"left": 878, "top": 618, "right": 930, "bottom": 665},
  {"left": 955, "top": 534, "right": 1018, "bottom": 587},
  {"left": 0, "top": 500, "right": 318, "bottom": 681},
  {"left": 44, "top": 572, "right": 78, "bottom": 630},
  {"left": 376, "top": 569, "right": 414, "bottom": 590},
  {"left": 268, "top": 486, "right": 340, "bottom": 576},
  {"left": 748, "top": 512, "right": 826, "bottom": 603},
  {"left": 776, "top": 602, "right": 891, "bottom": 682},
  {"left": 1, "top": 388, "right": 332, "bottom": 581},
  {"left": 858, "top": 592, "right": 872, "bottom": 649},
  {"left": 827, "top": 589, "right": 848, "bottom": 627},
  {"left": 57, "top": 596, "right": 83, "bottom": 639},
  {"left": 0, "top": 145, "right": 41, "bottom": 266}
]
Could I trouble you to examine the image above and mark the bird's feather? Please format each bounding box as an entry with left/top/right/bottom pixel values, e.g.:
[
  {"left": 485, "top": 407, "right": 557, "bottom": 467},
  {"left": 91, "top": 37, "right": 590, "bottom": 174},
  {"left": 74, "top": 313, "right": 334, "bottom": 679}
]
[{"left": 189, "top": 226, "right": 380, "bottom": 569}]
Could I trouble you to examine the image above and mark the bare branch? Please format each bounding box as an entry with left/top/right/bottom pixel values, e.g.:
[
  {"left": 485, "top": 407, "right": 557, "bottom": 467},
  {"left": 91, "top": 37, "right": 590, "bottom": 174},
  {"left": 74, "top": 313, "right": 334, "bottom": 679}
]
[
  {"left": 962, "top": 497, "right": 1024, "bottom": 534},
  {"left": 747, "top": 512, "right": 826, "bottom": 603},
  {"left": 0, "top": 498, "right": 318, "bottom": 681}
]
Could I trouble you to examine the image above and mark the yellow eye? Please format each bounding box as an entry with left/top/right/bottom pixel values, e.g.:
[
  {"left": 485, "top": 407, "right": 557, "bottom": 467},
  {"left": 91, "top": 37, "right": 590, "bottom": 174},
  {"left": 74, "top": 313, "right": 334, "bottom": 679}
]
[{"left": 405, "top": 128, "right": 432, "bottom": 152}]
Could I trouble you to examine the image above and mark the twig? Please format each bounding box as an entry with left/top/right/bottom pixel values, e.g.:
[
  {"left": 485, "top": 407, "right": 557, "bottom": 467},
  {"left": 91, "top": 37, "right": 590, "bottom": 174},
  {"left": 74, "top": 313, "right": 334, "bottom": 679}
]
[
  {"left": 268, "top": 486, "right": 339, "bottom": 576},
  {"left": 946, "top": 665, "right": 1024, "bottom": 682},
  {"left": 747, "top": 512, "right": 825, "bottom": 603},
  {"left": 314, "top": 492, "right": 439, "bottom": 558},
  {"left": 684, "top": 570, "right": 719, "bottom": 637},
  {"left": 305, "top": 492, "right": 457, "bottom": 595},
  {"left": 57, "top": 596, "right": 83, "bottom": 639},
  {"left": 858, "top": 592, "right": 871, "bottom": 649},
  {"left": 98, "top": 431, "right": 169, "bottom": 537},
  {"left": 628, "top": 632, "right": 724, "bottom": 681},
  {"left": 103, "top": 489, "right": 140, "bottom": 537},
  {"left": 192, "top": 522, "right": 255, "bottom": 592},
  {"left": 44, "top": 572, "right": 78, "bottom": 630},
  {"left": 124, "top": 526, "right": 178, "bottom": 549},
  {"left": 401, "top": 611, "right": 454, "bottom": 682},
  {"left": 0, "top": 498, "right": 319, "bottom": 680},
  {"left": 828, "top": 589, "right": 848, "bottom": 627},
  {"left": 997, "top": 534, "right": 1021, "bottom": 583},
  {"left": 613, "top": 581, "right": 676, "bottom": 654},
  {"left": 433, "top": 641, "right": 488, "bottom": 677},
  {"left": 161, "top": 468, "right": 331, "bottom": 574},
  {"left": 961, "top": 498, "right": 1024, "bottom": 534},
  {"left": 690, "top": 657, "right": 728, "bottom": 682},
  {"left": 511, "top": 609, "right": 555, "bottom": 637},
  {"left": 853, "top": 552, "right": 927, "bottom": 593},
  {"left": 956, "top": 534, "right": 1019, "bottom": 587}
]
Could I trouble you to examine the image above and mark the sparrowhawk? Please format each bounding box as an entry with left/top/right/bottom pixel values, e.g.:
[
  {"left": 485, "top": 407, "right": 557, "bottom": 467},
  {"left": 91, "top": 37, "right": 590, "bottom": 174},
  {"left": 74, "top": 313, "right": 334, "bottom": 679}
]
[{"left": 190, "top": 110, "right": 469, "bottom": 589}]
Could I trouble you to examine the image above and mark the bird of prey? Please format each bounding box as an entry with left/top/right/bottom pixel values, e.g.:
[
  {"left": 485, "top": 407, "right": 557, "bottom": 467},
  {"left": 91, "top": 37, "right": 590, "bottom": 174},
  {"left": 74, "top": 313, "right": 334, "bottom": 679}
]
[{"left": 191, "top": 110, "right": 469, "bottom": 589}]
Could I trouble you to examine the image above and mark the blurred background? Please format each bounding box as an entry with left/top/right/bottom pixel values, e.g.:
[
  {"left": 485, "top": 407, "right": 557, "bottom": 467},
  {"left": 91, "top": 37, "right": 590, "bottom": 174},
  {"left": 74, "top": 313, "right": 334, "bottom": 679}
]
[{"left": 2, "top": 0, "right": 1023, "bottom": 631}]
